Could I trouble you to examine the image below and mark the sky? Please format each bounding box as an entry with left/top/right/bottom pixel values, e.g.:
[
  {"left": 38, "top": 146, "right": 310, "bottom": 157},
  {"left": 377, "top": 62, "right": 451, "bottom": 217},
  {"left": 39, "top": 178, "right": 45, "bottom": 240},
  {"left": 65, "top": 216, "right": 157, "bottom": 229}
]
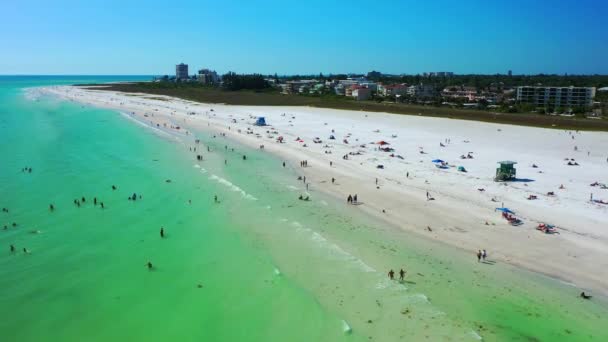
[{"left": 1, "top": 0, "right": 607, "bottom": 75}]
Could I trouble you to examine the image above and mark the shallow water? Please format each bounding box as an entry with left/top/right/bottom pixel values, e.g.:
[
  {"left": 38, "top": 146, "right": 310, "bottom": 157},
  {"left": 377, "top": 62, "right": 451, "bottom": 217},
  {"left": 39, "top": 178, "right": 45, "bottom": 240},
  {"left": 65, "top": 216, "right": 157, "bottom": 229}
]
[{"left": 1, "top": 76, "right": 607, "bottom": 341}]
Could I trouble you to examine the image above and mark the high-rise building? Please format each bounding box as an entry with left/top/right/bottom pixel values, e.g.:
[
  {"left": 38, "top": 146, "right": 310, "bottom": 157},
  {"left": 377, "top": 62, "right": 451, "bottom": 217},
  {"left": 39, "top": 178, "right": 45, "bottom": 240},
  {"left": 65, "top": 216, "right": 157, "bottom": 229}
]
[
  {"left": 516, "top": 86, "right": 596, "bottom": 108},
  {"left": 176, "top": 63, "right": 189, "bottom": 81},
  {"left": 197, "top": 69, "right": 219, "bottom": 84}
]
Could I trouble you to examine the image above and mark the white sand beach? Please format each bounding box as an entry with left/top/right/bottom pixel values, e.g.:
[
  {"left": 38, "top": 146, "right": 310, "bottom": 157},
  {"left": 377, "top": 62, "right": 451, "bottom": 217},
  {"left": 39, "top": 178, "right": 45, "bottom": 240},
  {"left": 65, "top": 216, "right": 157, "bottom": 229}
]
[{"left": 42, "top": 85, "right": 608, "bottom": 296}]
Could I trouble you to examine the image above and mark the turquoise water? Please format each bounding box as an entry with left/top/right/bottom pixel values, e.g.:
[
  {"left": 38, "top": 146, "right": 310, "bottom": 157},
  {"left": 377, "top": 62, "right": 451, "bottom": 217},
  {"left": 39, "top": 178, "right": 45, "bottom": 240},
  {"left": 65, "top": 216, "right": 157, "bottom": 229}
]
[{"left": 1, "top": 76, "right": 607, "bottom": 341}]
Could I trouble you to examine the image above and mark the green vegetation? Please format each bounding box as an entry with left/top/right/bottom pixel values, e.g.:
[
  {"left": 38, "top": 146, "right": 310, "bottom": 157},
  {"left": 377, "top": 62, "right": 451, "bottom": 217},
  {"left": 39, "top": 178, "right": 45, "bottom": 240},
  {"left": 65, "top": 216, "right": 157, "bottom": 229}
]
[
  {"left": 221, "top": 72, "right": 270, "bottom": 91},
  {"left": 87, "top": 82, "right": 608, "bottom": 131}
]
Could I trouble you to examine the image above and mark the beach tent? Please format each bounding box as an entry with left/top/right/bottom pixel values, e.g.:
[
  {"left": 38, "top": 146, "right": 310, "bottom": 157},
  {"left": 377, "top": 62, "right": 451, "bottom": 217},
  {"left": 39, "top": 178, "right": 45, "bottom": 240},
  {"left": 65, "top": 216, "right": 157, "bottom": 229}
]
[
  {"left": 457, "top": 166, "right": 467, "bottom": 172},
  {"left": 495, "top": 207, "right": 515, "bottom": 214},
  {"left": 254, "top": 117, "right": 267, "bottom": 126}
]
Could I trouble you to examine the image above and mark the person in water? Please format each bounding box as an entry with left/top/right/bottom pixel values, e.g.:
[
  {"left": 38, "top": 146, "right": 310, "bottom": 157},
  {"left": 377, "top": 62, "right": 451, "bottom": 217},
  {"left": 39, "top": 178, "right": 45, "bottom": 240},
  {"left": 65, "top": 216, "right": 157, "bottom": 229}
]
[
  {"left": 160, "top": 227, "right": 165, "bottom": 238},
  {"left": 399, "top": 268, "right": 406, "bottom": 281},
  {"left": 94, "top": 197, "right": 97, "bottom": 205},
  {"left": 388, "top": 269, "right": 395, "bottom": 280},
  {"left": 147, "top": 261, "right": 153, "bottom": 270},
  {"left": 112, "top": 185, "right": 117, "bottom": 190},
  {"left": 214, "top": 195, "right": 218, "bottom": 203},
  {"left": 49, "top": 204, "right": 54, "bottom": 211},
  {"left": 10, "top": 244, "right": 15, "bottom": 253},
  {"left": 100, "top": 202, "right": 105, "bottom": 209}
]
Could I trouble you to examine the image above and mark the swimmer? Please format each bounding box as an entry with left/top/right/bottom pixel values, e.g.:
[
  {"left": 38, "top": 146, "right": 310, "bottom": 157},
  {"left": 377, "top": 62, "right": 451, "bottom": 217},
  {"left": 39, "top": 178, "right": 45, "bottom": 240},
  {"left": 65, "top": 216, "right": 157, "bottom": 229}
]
[
  {"left": 10, "top": 244, "right": 15, "bottom": 253},
  {"left": 147, "top": 261, "right": 153, "bottom": 270},
  {"left": 23, "top": 248, "right": 30, "bottom": 254},
  {"left": 214, "top": 195, "right": 218, "bottom": 203},
  {"left": 100, "top": 202, "right": 105, "bottom": 209},
  {"left": 81, "top": 196, "right": 86, "bottom": 203},
  {"left": 94, "top": 197, "right": 97, "bottom": 205},
  {"left": 49, "top": 204, "right": 54, "bottom": 211},
  {"left": 112, "top": 185, "right": 117, "bottom": 190},
  {"left": 160, "top": 227, "right": 165, "bottom": 238}
]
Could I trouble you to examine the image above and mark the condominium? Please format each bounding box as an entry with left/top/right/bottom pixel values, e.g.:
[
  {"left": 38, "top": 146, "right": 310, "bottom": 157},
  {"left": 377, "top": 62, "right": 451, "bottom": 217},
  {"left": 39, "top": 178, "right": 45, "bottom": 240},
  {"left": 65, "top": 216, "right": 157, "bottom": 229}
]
[
  {"left": 176, "top": 63, "right": 189, "bottom": 81},
  {"left": 516, "top": 86, "right": 596, "bottom": 108},
  {"left": 197, "top": 68, "right": 219, "bottom": 84}
]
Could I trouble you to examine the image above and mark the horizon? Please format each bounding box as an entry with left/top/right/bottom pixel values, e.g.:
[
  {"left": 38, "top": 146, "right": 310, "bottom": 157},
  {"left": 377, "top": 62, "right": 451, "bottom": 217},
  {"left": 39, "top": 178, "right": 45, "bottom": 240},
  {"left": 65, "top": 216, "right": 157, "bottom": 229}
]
[{"left": 2, "top": 0, "right": 607, "bottom": 75}]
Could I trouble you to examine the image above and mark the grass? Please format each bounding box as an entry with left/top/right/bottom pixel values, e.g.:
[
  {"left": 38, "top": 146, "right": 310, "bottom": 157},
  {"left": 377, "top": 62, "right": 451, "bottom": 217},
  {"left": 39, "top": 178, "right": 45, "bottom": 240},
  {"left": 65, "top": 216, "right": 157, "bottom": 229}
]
[{"left": 83, "top": 83, "right": 608, "bottom": 132}]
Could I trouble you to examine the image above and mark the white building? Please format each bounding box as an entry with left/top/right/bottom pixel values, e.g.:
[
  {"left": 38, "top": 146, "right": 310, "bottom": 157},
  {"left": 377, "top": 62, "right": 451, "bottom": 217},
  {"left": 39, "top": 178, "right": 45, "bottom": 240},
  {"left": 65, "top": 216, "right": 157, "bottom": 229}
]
[
  {"left": 176, "top": 63, "right": 189, "bottom": 81},
  {"left": 197, "top": 69, "right": 219, "bottom": 84},
  {"left": 516, "top": 86, "right": 596, "bottom": 108},
  {"left": 407, "top": 84, "right": 436, "bottom": 98},
  {"left": 351, "top": 86, "right": 371, "bottom": 101},
  {"left": 378, "top": 84, "right": 408, "bottom": 97}
]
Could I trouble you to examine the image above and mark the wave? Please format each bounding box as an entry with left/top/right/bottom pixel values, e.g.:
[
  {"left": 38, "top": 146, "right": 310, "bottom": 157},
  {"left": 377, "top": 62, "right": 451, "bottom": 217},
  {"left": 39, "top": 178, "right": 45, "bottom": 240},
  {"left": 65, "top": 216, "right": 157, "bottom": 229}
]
[{"left": 208, "top": 174, "right": 257, "bottom": 200}]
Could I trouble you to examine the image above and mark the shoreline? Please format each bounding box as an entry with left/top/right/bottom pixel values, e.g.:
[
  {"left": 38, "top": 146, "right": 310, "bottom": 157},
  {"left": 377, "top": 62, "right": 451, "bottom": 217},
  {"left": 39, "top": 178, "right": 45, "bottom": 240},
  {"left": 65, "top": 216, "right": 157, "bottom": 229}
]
[{"left": 38, "top": 85, "right": 608, "bottom": 297}]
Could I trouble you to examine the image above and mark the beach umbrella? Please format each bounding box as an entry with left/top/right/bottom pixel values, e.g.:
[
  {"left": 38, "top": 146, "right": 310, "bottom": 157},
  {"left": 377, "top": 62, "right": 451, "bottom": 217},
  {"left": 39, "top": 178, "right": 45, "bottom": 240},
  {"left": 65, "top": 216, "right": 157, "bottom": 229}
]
[
  {"left": 432, "top": 159, "right": 444, "bottom": 163},
  {"left": 495, "top": 207, "right": 515, "bottom": 214},
  {"left": 377, "top": 141, "right": 389, "bottom": 145}
]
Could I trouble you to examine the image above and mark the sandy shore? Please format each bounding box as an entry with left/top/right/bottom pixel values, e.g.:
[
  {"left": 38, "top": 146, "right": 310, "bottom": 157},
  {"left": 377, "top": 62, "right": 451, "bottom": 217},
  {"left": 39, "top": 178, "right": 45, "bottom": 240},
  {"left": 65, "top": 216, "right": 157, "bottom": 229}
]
[{"left": 40, "top": 85, "right": 608, "bottom": 296}]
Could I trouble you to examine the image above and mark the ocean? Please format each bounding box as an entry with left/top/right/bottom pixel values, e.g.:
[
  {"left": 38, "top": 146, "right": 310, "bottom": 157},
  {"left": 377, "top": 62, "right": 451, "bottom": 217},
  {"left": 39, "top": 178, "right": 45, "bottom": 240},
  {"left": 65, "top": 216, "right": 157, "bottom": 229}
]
[{"left": 1, "top": 76, "right": 607, "bottom": 341}]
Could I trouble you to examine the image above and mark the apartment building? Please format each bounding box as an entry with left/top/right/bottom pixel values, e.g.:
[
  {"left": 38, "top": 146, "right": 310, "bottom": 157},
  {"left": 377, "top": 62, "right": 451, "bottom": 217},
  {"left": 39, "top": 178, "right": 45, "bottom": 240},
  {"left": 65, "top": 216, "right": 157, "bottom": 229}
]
[
  {"left": 176, "top": 63, "right": 189, "bottom": 81},
  {"left": 516, "top": 86, "right": 596, "bottom": 108}
]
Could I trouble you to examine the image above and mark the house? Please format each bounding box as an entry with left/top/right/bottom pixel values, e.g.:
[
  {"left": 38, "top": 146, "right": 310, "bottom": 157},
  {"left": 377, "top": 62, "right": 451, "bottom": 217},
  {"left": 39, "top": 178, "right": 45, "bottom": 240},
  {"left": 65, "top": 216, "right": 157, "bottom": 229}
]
[
  {"left": 378, "top": 84, "right": 408, "bottom": 97},
  {"left": 351, "top": 86, "right": 371, "bottom": 101},
  {"left": 407, "top": 83, "right": 436, "bottom": 98}
]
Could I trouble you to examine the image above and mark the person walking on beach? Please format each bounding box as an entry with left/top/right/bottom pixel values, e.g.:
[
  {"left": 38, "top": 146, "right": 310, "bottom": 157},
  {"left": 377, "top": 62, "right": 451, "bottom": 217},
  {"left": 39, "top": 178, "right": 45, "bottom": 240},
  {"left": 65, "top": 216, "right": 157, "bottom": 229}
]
[
  {"left": 426, "top": 191, "right": 430, "bottom": 200},
  {"left": 476, "top": 250, "right": 482, "bottom": 262},
  {"left": 353, "top": 194, "right": 357, "bottom": 203},
  {"left": 347, "top": 195, "right": 352, "bottom": 204},
  {"left": 160, "top": 227, "right": 165, "bottom": 238},
  {"left": 482, "top": 249, "right": 487, "bottom": 261},
  {"left": 399, "top": 268, "right": 406, "bottom": 281},
  {"left": 388, "top": 269, "right": 395, "bottom": 280},
  {"left": 332, "top": 177, "right": 335, "bottom": 184}
]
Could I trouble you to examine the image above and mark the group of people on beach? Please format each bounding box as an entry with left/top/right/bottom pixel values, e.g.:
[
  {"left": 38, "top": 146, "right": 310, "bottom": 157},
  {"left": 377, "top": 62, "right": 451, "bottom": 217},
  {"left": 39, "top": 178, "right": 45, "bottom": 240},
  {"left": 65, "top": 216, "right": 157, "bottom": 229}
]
[
  {"left": 388, "top": 268, "right": 406, "bottom": 281},
  {"left": 476, "top": 249, "right": 488, "bottom": 262},
  {"left": 346, "top": 194, "right": 358, "bottom": 204},
  {"left": 299, "top": 160, "right": 309, "bottom": 167},
  {"left": 21, "top": 167, "right": 33, "bottom": 173}
]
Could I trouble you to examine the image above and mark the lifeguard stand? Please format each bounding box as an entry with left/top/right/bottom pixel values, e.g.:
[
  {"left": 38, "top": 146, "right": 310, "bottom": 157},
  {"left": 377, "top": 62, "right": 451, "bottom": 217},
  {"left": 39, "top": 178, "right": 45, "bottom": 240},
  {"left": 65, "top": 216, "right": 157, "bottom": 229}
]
[{"left": 495, "top": 161, "right": 517, "bottom": 181}]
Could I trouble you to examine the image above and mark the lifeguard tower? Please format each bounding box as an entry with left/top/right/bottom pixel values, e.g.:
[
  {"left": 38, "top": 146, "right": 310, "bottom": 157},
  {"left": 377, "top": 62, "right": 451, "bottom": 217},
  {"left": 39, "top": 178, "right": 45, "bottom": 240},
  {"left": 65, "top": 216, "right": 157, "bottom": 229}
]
[{"left": 495, "top": 161, "right": 517, "bottom": 181}]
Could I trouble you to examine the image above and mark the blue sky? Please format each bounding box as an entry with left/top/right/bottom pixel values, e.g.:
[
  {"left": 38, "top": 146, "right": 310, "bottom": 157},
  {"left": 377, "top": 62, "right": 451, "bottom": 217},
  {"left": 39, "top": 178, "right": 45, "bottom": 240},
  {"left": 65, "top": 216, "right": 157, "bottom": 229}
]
[{"left": 1, "top": 0, "right": 606, "bottom": 75}]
